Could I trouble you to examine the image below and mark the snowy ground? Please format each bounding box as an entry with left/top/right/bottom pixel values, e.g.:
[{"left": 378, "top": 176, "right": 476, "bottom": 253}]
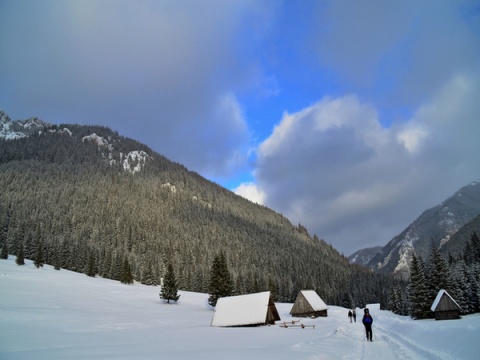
[{"left": 1, "top": 257, "right": 479, "bottom": 360}]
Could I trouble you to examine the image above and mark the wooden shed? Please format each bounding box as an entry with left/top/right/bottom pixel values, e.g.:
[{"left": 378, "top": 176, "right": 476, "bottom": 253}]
[
  {"left": 290, "top": 290, "right": 328, "bottom": 318},
  {"left": 211, "top": 291, "right": 281, "bottom": 327},
  {"left": 430, "top": 289, "right": 461, "bottom": 320}
]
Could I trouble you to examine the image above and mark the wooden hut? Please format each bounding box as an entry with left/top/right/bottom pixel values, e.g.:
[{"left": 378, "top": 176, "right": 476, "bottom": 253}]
[
  {"left": 430, "top": 289, "right": 461, "bottom": 320},
  {"left": 290, "top": 290, "right": 328, "bottom": 318},
  {"left": 211, "top": 291, "right": 281, "bottom": 327}
]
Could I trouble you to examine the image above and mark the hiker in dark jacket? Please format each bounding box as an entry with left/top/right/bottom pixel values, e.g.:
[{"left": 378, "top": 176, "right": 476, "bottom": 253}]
[
  {"left": 348, "top": 310, "right": 352, "bottom": 323},
  {"left": 362, "top": 308, "right": 373, "bottom": 341}
]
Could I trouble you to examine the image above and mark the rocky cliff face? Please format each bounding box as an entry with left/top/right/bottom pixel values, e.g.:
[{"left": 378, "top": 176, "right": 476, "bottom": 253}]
[
  {"left": 0, "top": 110, "right": 52, "bottom": 139},
  {"left": 366, "top": 180, "right": 480, "bottom": 279}
]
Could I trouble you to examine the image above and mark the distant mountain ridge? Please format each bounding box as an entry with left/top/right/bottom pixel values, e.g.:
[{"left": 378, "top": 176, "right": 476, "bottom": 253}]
[
  {"left": 440, "top": 214, "right": 480, "bottom": 258},
  {"left": 0, "top": 111, "right": 51, "bottom": 139},
  {"left": 348, "top": 246, "right": 382, "bottom": 266},
  {"left": 366, "top": 180, "right": 480, "bottom": 278},
  {"left": 0, "top": 110, "right": 399, "bottom": 307}
]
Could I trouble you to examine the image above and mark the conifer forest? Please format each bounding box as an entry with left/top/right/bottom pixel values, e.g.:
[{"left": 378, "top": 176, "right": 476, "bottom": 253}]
[
  {"left": 1, "top": 121, "right": 479, "bottom": 318},
  {"left": 404, "top": 233, "right": 480, "bottom": 318}
]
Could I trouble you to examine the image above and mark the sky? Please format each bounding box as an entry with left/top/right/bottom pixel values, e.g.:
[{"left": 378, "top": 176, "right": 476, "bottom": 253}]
[{"left": 1, "top": 0, "right": 480, "bottom": 255}]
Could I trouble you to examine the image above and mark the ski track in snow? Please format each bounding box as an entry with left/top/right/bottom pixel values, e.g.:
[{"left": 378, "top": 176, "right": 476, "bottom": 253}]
[{"left": 376, "top": 322, "right": 456, "bottom": 360}]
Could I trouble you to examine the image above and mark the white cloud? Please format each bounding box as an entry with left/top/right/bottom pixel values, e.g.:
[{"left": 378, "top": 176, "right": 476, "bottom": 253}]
[
  {"left": 252, "top": 73, "right": 480, "bottom": 254},
  {"left": 397, "top": 126, "right": 428, "bottom": 153},
  {"left": 233, "top": 182, "right": 265, "bottom": 205}
]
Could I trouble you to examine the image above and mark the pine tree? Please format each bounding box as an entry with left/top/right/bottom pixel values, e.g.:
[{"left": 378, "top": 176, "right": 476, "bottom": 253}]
[
  {"left": 454, "top": 261, "right": 472, "bottom": 314},
  {"left": 16, "top": 242, "right": 25, "bottom": 266},
  {"left": 110, "top": 252, "right": 123, "bottom": 281},
  {"left": 474, "top": 262, "right": 480, "bottom": 312},
  {"left": 192, "top": 270, "right": 204, "bottom": 293},
  {"left": 0, "top": 240, "right": 8, "bottom": 259},
  {"left": 160, "top": 263, "right": 180, "bottom": 304},
  {"left": 86, "top": 250, "right": 96, "bottom": 277},
  {"left": 408, "top": 253, "right": 430, "bottom": 319},
  {"left": 464, "top": 262, "right": 479, "bottom": 313},
  {"left": 389, "top": 287, "right": 403, "bottom": 315},
  {"left": 208, "top": 252, "right": 234, "bottom": 307},
  {"left": 33, "top": 241, "right": 45, "bottom": 268},
  {"left": 0, "top": 206, "right": 10, "bottom": 252},
  {"left": 121, "top": 257, "right": 134, "bottom": 284},
  {"left": 141, "top": 262, "right": 155, "bottom": 286},
  {"left": 469, "top": 232, "right": 480, "bottom": 264},
  {"left": 268, "top": 276, "right": 277, "bottom": 301},
  {"left": 428, "top": 243, "right": 453, "bottom": 300},
  {"left": 463, "top": 240, "right": 474, "bottom": 265},
  {"left": 53, "top": 246, "right": 61, "bottom": 270}
]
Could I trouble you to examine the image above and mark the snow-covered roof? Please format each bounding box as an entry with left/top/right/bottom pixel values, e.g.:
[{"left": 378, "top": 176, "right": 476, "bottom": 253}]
[
  {"left": 430, "top": 289, "right": 461, "bottom": 311},
  {"left": 211, "top": 291, "right": 276, "bottom": 327},
  {"left": 300, "top": 290, "right": 328, "bottom": 311}
]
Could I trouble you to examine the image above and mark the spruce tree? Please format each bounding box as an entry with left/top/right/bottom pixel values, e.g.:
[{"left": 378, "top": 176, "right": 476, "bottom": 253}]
[
  {"left": 160, "top": 263, "right": 180, "bottom": 304},
  {"left": 469, "top": 232, "right": 480, "bottom": 264},
  {"left": 53, "top": 247, "right": 61, "bottom": 270},
  {"left": 121, "top": 257, "right": 134, "bottom": 284},
  {"left": 0, "top": 240, "right": 8, "bottom": 259},
  {"left": 389, "top": 287, "right": 402, "bottom": 315},
  {"left": 110, "top": 253, "right": 124, "bottom": 281},
  {"left": 453, "top": 261, "right": 472, "bottom": 314},
  {"left": 0, "top": 206, "right": 9, "bottom": 251},
  {"left": 16, "top": 242, "right": 25, "bottom": 266},
  {"left": 408, "top": 253, "right": 430, "bottom": 319},
  {"left": 461, "top": 261, "right": 479, "bottom": 313},
  {"left": 33, "top": 241, "right": 45, "bottom": 268},
  {"left": 428, "top": 243, "right": 453, "bottom": 300},
  {"left": 141, "top": 262, "right": 155, "bottom": 286},
  {"left": 208, "top": 252, "right": 234, "bottom": 307},
  {"left": 86, "top": 250, "right": 96, "bottom": 277}
]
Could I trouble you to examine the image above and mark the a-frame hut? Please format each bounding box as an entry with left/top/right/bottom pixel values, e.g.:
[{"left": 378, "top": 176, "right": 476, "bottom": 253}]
[
  {"left": 211, "top": 291, "right": 280, "bottom": 327},
  {"left": 430, "top": 289, "right": 461, "bottom": 320},
  {"left": 290, "top": 290, "right": 328, "bottom": 318}
]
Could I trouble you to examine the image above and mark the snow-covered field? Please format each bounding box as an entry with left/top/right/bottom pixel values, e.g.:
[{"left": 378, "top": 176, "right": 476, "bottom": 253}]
[{"left": 1, "top": 257, "right": 478, "bottom": 360}]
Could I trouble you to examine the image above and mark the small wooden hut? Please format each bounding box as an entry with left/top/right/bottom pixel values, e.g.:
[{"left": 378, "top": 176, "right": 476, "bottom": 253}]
[
  {"left": 430, "top": 289, "right": 461, "bottom": 320},
  {"left": 211, "top": 291, "right": 281, "bottom": 327},
  {"left": 290, "top": 290, "right": 328, "bottom": 318}
]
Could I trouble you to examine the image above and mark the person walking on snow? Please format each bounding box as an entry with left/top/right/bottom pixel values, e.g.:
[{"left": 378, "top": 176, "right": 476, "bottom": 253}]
[
  {"left": 352, "top": 309, "right": 356, "bottom": 323},
  {"left": 362, "top": 308, "right": 373, "bottom": 341},
  {"left": 348, "top": 310, "right": 352, "bottom": 323}
]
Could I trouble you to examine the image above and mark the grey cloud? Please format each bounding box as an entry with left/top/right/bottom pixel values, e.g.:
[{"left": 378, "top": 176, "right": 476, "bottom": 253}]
[
  {"left": 0, "top": 0, "right": 273, "bottom": 178},
  {"left": 310, "top": 0, "right": 480, "bottom": 109},
  {"left": 254, "top": 77, "right": 480, "bottom": 255}
]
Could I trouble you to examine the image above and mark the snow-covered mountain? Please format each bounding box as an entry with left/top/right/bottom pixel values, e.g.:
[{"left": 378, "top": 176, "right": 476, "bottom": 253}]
[
  {"left": 0, "top": 110, "right": 148, "bottom": 174},
  {"left": 348, "top": 246, "right": 382, "bottom": 266},
  {"left": 0, "top": 110, "right": 51, "bottom": 139},
  {"left": 81, "top": 132, "right": 149, "bottom": 174},
  {"left": 3, "top": 109, "right": 390, "bottom": 307},
  {"left": 366, "top": 180, "right": 480, "bottom": 278}
]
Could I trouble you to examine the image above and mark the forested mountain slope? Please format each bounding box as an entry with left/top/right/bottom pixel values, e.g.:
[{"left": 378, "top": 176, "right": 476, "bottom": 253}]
[
  {"left": 440, "top": 214, "right": 480, "bottom": 259},
  {"left": 0, "top": 111, "right": 398, "bottom": 306}
]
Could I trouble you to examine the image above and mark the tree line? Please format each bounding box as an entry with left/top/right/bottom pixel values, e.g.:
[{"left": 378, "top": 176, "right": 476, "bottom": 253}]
[
  {"left": 1, "top": 124, "right": 404, "bottom": 308},
  {"left": 388, "top": 233, "right": 480, "bottom": 318}
]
